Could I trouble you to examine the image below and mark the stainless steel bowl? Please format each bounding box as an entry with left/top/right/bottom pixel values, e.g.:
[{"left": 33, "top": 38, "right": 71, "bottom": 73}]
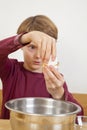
[{"left": 5, "top": 97, "right": 81, "bottom": 130}]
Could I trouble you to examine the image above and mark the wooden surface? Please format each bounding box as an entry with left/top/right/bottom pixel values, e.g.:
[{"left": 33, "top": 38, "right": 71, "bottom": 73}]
[
  {"left": 72, "top": 93, "right": 87, "bottom": 116},
  {"left": 0, "top": 119, "right": 11, "bottom": 130}
]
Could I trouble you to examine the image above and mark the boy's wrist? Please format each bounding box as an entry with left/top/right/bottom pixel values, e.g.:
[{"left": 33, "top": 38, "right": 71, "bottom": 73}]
[
  {"left": 18, "top": 33, "right": 28, "bottom": 45},
  {"left": 20, "top": 32, "right": 31, "bottom": 45},
  {"left": 52, "top": 87, "right": 64, "bottom": 100}
]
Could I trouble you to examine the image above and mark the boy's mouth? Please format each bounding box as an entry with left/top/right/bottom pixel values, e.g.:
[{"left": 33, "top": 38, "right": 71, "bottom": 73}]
[{"left": 33, "top": 61, "right": 42, "bottom": 65}]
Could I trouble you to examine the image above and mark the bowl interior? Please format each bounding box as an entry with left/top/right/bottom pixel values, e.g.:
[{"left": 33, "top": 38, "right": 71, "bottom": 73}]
[{"left": 5, "top": 97, "right": 81, "bottom": 116}]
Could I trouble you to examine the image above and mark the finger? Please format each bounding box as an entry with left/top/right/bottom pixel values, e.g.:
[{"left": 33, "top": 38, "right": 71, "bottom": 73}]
[
  {"left": 43, "top": 68, "right": 56, "bottom": 89},
  {"left": 44, "top": 40, "right": 51, "bottom": 62},
  {"left": 49, "top": 66, "right": 65, "bottom": 81},
  {"left": 43, "top": 66, "right": 60, "bottom": 84},
  {"left": 41, "top": 38, "right": 47, "bottom": 61},
  {"left": 37, "top": 40, "right": 42, "bottom": 58},
  {"left": 43, "top": 66, "right": 64, "bottom": 87},
  {"left": 51, "top": 39, "right": 56, "bottom": 61}
]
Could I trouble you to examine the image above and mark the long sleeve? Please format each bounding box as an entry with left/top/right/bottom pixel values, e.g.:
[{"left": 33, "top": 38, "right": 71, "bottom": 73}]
[
  {"left": 0, "top": 34, "right": 23, "bottom": 79},
  {"left": 0, "top": 34, "right": 23, "bottom": 57},
  {"left": 63, "top": 82, "right": 84, "bottom": 116}
]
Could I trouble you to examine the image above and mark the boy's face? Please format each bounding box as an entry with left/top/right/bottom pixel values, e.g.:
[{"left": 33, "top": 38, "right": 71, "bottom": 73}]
[{"left": 22, "top": 42, "right": 43, "bottom": 73}]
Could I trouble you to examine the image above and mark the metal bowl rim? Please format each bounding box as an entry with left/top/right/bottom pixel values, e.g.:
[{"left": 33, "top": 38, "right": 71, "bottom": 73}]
[{"left": 5, "top": 97, "right": 81, "bottom": 117}]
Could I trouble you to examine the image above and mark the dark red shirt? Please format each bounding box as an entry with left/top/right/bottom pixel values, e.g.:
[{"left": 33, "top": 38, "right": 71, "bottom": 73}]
[{"left": 0, "top": 35, "right": 84, "bottom": 119}]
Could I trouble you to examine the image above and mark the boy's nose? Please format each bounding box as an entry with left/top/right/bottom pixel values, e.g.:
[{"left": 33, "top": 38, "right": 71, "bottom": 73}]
[{"left": 35, "top": 50, "right": 41, "bottom": 58}]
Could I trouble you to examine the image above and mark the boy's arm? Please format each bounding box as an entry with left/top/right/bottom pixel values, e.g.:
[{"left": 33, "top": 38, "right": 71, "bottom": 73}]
[
  {"left": 0, "top": 34, "right": 23, "bottom": 79},
  {"left": 0, "top": 34, "right": 23, "bottom": 57},
  {"left": 63, "top": 82, "right": 84, "bottom": 116}
]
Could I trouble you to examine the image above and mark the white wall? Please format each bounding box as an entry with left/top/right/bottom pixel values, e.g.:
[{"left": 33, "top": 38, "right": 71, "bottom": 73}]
[{"left": 0, "top": 0, "right": 87, "bottom": 93}]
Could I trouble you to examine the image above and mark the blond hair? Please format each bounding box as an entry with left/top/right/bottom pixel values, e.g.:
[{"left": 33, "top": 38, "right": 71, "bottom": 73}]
[{"left": 17, "top": 15, "right": 58, "bottom": 40}]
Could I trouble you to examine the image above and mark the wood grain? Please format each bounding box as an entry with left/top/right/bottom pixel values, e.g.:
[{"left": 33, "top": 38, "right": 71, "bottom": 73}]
[
  {"left": 0, "top": 119, "right": 11, "bottom": 130},
  {"left": 72, "top": 93, "right": 87, "bottom": 116}
]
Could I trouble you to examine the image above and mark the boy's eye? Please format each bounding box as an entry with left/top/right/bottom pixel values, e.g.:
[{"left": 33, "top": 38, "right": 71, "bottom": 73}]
[{"left": 29, "top": 45, "right": 36, "bottom": 49}]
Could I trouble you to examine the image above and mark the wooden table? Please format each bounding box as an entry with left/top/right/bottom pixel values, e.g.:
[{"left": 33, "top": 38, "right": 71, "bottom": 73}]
[{"left": 0, "top": 119, "right": 11, "bottom": 130}]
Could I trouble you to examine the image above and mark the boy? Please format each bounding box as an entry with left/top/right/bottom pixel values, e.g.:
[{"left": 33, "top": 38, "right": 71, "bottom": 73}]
[{"left": 0, "top": 15, "right": 83, "bottom": 119}]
